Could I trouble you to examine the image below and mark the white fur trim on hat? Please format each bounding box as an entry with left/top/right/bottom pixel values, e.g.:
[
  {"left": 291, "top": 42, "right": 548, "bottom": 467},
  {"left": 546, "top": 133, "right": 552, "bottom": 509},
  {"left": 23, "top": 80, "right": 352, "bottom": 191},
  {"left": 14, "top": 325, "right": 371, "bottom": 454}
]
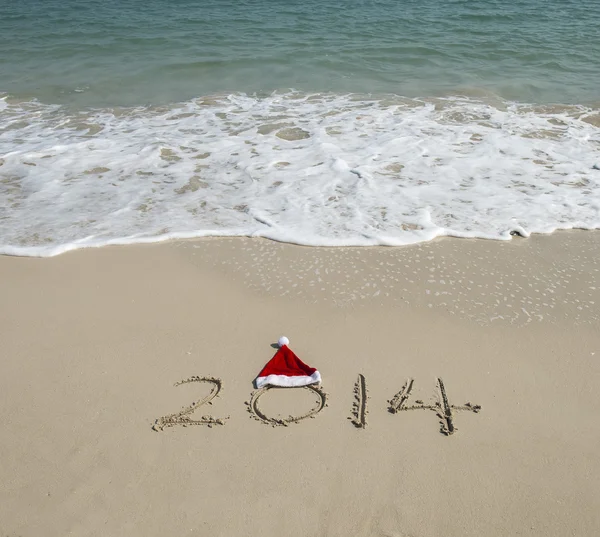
[{"left": 256, "top": 371, "right": 321, "bottom": 389}]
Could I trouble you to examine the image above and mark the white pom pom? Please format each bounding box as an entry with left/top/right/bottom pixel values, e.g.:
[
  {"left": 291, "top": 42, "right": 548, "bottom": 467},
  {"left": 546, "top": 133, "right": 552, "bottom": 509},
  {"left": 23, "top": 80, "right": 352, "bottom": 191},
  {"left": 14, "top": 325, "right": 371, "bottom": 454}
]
[{"left": 278, "top": 336, "right": 289, "bottom": 347}]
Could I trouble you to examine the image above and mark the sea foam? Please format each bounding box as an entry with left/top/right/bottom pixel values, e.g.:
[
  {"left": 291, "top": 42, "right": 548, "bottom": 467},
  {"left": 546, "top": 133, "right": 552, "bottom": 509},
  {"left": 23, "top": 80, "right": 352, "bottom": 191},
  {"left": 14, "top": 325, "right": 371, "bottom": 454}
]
[{"left": 1, "top": 92, "right": 599, "bottom": 256}]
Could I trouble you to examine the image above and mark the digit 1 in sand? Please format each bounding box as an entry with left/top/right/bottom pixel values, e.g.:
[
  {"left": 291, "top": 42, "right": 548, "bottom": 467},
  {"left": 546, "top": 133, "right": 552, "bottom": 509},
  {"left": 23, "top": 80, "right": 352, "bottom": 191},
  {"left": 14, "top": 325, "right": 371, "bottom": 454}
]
[{"left": 349, "top": 374, "right": 368, "bottom": 428}]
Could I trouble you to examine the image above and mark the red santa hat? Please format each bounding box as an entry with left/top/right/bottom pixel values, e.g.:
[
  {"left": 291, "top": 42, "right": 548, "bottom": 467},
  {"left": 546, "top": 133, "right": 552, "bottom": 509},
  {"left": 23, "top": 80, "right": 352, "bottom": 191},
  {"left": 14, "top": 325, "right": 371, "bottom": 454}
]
[{"left": 255, "top": 337, "right": 321, "bottom": 388}]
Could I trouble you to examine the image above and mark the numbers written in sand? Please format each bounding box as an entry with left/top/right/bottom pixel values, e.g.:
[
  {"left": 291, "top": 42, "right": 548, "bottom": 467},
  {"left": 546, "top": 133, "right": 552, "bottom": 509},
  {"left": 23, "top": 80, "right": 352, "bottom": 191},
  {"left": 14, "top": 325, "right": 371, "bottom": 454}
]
[
  {"left": 349, "top": 374, "right": 369, "bottom": 429},
  {"left": 152, "top": 376, "right": 229, "bottom": 431},
  {"left": 153, "top": 376, "right": 480, "bottom": 435},
  {"left": 245, "top": 384, "right": 329, "bottom": 427},
  {"left": 388, "top": 377, "right": 481, "bottom": 436}
]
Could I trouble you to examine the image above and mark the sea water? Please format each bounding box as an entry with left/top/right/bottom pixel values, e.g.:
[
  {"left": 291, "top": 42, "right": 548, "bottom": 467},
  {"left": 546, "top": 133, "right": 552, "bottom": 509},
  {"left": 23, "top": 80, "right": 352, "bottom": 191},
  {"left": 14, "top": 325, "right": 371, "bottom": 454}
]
[{"left": 1, "top": 0, "right": 599, "bottom": 256}]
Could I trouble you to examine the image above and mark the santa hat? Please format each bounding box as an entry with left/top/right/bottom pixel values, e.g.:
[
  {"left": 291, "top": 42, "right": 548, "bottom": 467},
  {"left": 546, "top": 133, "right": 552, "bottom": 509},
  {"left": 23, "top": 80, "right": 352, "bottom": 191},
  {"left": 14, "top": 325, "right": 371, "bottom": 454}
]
[{"left": 255, "top": 337, "right": 321, "bottom": 388}]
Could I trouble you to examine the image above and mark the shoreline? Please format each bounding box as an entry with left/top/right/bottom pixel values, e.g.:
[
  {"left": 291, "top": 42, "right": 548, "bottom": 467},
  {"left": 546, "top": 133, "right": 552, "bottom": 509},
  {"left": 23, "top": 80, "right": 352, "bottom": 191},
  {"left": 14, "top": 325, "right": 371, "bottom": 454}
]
[
  {"left": 1, "top": 232, "right": 599, "bottom": 536},
  {"left": 2, "top": 223, "right": 600, "bottom": 259}
]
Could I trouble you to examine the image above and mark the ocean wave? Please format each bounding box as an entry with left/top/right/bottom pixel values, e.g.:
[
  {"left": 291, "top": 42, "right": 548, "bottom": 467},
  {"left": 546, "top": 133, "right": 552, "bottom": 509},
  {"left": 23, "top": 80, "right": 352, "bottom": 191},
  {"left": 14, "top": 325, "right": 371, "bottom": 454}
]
[{"left": 1, "top": 91, "right": 599, "bottom": 257}]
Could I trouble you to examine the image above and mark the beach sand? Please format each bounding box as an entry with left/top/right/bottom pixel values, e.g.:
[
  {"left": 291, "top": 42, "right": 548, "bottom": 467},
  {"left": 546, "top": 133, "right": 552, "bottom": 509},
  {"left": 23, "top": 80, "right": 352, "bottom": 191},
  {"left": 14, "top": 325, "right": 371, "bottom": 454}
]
[{"left": 1, "top": 232, "right": 599, "bottom": 537}]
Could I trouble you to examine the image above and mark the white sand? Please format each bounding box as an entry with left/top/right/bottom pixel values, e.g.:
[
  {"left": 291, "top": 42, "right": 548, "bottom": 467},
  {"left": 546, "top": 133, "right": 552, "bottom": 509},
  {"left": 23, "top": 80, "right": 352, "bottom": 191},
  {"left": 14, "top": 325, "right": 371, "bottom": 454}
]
[{"left": 1, "top": 233, "right": 599, "bottom": 537}]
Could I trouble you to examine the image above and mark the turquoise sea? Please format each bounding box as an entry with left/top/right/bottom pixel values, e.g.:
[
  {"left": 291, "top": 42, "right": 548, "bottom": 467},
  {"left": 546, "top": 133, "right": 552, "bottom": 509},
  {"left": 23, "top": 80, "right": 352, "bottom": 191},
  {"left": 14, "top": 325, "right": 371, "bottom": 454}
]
[{"left": 1, "top": 0, "right": 599, "bottom": 255}]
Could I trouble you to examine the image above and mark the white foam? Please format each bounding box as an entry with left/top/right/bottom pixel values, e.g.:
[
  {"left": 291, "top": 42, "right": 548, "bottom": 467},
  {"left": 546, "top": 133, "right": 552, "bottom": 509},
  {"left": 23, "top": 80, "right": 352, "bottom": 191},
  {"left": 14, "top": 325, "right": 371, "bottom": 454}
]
[{"left": 1, "top": 92, "right": 599, "bottom": 256}]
